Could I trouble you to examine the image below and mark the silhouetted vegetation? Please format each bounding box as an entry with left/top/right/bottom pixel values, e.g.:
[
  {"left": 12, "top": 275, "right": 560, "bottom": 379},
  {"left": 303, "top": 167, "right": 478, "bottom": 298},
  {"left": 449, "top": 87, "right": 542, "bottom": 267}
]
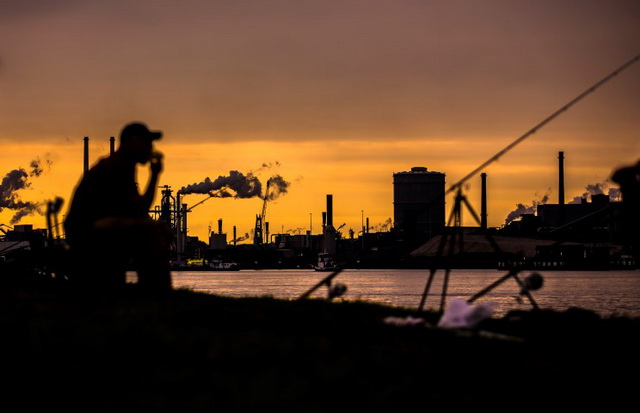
[{"left": 1, "top": 279, "right": 638, "bottom": 411}]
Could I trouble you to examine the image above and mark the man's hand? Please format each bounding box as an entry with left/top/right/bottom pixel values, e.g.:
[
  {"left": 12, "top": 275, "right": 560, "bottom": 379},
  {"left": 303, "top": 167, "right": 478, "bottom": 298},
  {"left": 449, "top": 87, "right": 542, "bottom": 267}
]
[{"left": 150, "top": 151, "right": 164, "bottom": 176}]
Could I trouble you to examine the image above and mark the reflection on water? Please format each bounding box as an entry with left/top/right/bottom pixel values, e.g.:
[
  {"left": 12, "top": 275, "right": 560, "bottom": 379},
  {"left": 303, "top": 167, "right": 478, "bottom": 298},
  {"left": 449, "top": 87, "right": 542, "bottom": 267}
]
[{"left": 158, "top": 269, "right": 640, "bottom": 318}]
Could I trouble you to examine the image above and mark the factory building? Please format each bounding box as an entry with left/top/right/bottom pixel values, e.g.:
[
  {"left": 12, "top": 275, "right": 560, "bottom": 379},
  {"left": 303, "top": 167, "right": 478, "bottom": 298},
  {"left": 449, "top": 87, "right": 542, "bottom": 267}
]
[
  {"left": 209, "top": 219, "right": 228, "bottom": 250},
  {"left": 393, "top": 167, "right": 445, "bottom": 241}
]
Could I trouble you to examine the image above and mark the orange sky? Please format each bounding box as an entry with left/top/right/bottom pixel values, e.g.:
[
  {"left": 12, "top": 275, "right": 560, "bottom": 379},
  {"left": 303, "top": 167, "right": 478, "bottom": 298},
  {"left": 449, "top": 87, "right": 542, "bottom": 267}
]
[{"left": 1, "top": 0, "right": 639, "bottom": 242}]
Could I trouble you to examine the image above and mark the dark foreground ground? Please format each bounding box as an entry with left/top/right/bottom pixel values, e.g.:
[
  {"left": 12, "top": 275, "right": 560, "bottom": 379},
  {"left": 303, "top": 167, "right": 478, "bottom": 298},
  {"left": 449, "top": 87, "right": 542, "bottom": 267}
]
[{"left": 1, "top": 277, "right": 639, "bottom": 412}]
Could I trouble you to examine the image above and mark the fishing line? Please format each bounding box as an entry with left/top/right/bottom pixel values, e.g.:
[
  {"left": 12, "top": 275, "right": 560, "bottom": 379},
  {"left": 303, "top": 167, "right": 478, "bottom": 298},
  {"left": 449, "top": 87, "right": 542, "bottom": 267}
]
[
  {"left": 399, "top": 53, "right": 640, "bottom": 228},
  {"left": 448, "top": 53, "right": 640, "bottom": 194}
]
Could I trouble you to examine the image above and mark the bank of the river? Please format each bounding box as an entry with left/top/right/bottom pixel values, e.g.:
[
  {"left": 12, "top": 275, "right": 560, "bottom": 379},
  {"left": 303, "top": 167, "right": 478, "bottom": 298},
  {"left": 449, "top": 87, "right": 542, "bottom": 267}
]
[{"left": 1, "top": 280, "right": 639, "bottom": 411}]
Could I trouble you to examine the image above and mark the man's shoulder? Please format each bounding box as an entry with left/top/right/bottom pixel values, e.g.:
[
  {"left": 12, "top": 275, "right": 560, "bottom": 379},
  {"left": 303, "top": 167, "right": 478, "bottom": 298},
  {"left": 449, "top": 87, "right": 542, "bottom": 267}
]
[
  {"left": 76, "top": 156, "right": 128, "bottom": 190},
  {"left": 88, "top": 154, "right": 127, "bottom": 175}
]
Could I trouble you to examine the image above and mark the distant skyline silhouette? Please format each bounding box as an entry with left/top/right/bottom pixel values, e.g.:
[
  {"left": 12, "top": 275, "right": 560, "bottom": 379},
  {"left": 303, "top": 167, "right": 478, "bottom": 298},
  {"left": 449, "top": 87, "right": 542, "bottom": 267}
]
[{"left": 0, "top": 0, "right": 638, "bottom": 241}]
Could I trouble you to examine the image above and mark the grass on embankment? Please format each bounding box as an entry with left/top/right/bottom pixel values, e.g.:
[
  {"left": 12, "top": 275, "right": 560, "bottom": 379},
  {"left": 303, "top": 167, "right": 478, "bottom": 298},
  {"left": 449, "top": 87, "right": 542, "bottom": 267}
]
[{"left": 1, "top": 280, "right": 639, "bottom": 411}]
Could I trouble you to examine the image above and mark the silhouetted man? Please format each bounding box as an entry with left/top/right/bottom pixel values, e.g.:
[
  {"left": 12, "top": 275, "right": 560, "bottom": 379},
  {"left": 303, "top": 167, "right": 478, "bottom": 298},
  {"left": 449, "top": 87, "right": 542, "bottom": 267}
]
[{"left": 64, "top": 122, "right": 172, "bottom": 292}]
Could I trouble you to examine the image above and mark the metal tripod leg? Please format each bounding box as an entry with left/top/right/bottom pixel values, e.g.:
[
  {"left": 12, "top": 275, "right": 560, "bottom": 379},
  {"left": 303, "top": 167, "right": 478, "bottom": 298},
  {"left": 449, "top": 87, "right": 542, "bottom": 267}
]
[
  {"left": 417, "top": 187, "right": 541, "bottom": 314},
  {"left": 418, "top": 190, "right": 462, "bottom": 312}
]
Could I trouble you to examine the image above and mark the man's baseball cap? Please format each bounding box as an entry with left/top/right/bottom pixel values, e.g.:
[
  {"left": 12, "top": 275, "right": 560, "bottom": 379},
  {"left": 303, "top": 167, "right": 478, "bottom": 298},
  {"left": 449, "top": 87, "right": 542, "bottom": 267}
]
[{"left": 120, "top": 122, "right": 162, "bottom": 142}]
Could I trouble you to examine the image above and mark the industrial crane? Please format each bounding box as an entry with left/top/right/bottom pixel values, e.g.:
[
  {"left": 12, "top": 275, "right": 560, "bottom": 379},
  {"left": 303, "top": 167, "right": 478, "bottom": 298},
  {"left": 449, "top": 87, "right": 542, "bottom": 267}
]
[{"left": 253, "top": 179, "right": 270, "bottom": 245}]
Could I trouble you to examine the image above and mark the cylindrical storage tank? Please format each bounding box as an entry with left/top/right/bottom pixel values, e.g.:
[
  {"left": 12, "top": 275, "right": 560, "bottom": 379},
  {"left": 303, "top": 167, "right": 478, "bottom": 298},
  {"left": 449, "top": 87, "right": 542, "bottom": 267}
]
[{"left": 393, "top": 167, "right": 445, "bottom": 240}]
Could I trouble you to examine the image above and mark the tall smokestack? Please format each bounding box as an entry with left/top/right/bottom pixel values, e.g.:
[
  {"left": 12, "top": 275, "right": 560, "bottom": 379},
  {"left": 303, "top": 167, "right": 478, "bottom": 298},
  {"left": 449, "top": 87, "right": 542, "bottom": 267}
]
[
  {"left": 265, "top": 222, "right": 269, "bottom": 244},
  {"left": 558, "top": 152, "right": 565, "bottom": 205},
  {"left": 110, "top": 136, "right": 115, "bottom": 155},
  {"left": 176, "top": 192, "right": 183, "bottom": 264},
  {"left": 83, "top": 137, "right": 89, "bottom": 173},
  {"left": 326, "top": 194, "right": 333, "bottom": 227},
  {"left": 233, "top": 226, "right": 237, "bottom": 246},
  {"left": 182, "top": 204, "right": 188, "bottom": 236},
  {"left": 323, "top": 194, "right": 337, "bottom": 255},
  {"left": 366, "top": 217, "right": 369, "bottom": 234},
  {"left": 481, "top": 173, "right": 488, "bottom": 230},
  {"left": 218, "top": 219, "right": 223, "bottom": 234},
  {"left": 558, "top": 151, "right": 565, "bottom": 226}
]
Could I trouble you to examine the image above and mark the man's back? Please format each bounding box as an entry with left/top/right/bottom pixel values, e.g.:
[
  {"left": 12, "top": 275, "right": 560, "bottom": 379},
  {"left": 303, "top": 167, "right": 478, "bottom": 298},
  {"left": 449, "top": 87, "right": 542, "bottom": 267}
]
[{"left": 64, "top": 153, "right": 146, "bottom": 243}]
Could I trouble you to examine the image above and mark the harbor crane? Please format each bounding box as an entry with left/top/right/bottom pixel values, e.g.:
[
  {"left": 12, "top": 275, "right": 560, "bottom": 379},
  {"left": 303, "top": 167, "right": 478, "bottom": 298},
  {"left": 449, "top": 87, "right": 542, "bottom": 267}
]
[{"left": 254, "top": 179, "right": 271, "bottom": 245}]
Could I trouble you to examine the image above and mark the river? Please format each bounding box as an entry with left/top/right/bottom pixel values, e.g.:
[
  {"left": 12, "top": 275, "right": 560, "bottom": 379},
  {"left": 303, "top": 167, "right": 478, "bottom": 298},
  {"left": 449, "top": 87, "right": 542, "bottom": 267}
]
[{"left": 166, "top": 268, "right": 640, "bottom": 318}]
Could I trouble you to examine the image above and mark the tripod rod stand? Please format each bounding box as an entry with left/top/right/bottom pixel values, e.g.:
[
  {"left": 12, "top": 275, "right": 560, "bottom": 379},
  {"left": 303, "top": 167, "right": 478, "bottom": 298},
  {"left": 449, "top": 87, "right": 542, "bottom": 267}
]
[{"left": 417, "top": 188, "right": 540, "bottom": 313}]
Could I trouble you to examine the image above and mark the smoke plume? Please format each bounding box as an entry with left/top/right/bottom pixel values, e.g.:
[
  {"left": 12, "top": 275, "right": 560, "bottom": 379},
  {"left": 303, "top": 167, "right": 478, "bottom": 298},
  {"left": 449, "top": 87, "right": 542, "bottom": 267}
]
[
  {"left": 231, "top": 232, "right": 250, "bottom": 243},
  {"left": 568, "top": 180, "right": 621, "bottom": 204},
  {"left": 0, "top": 159, "right": 47, "bottom": 224},
  {"left": 371, "top": 218, "right": 393, "bottom": 232},
  {"left": 260, "top": 161, "right": 281, "bottom": 170},
  {"left": 180, "top": 170, "right": 263, "bottom": 198},
  {"left": 504, "top": 189, "right": 551, "bottom": 226},
  {"left": 180, "top": 170, "right": 291, "bottom": 202},
  {"left": 263, "top": 175, "right": 290, "bottom": 201},
  {"left": 28, "top": 155, "right": 53, "bottom": 178},
  {"left": 30, "top": 160, "right": 43, "bottom": 177}
]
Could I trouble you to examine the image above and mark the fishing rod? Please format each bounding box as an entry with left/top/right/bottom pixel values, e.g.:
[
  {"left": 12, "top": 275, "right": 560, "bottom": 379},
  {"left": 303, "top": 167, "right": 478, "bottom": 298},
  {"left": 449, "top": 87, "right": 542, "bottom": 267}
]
[
  {"left": 186, "top": 188, "right": 225, "bottom": 212},
  {"left": 448, "top": 53, "right": 640, "bottom": 194},
  {"left": 414, "top": 54, "right": 639, "bottom": 313},
  {"left": 400, "top": 53, "right": 640, "bottom": 229}
]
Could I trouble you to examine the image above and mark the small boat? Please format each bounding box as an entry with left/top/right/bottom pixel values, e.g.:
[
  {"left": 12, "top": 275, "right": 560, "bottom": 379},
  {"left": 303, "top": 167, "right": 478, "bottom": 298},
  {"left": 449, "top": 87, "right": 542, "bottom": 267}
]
[
  {"left": 177, "top": 258, "right": 240, "bottom": 271},
  {"left": 208, "top": 259, "right": 240, "bottom": 271},
  {"left": 314, "top": 253, "right": 339, "bottom": 272}
]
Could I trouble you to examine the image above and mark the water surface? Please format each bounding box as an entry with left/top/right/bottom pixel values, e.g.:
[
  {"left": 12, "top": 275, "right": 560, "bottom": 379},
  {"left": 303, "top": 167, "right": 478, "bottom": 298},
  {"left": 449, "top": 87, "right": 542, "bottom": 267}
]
[{"left": 166, "top": 269, "right": 640, "bottom": 318}]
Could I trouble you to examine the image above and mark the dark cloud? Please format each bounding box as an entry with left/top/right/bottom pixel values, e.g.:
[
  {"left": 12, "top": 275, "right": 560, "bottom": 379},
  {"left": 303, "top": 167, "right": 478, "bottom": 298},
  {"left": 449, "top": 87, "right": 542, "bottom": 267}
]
[{"left": 2, "top": 1, "right": 638, "bottom": 144}]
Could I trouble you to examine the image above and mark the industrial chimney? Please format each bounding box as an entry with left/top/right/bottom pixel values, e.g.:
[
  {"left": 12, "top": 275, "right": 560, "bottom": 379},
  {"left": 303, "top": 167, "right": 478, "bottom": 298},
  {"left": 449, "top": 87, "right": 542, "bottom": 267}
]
[
  {"left": 323, "top": 194, "right": 336, "bottom": 255},
  {"left": 481, "top": 173, "right": 488, "bottom": 231},
  {"left": 83, "top": 137, "right": 89, "bottom": 173},
  {"left": 558, "top": 151, "right": 565, "bottom": 226},
  {"left": 176, "top": 192, "right": 183, "bottom": 264},
  {"left": 181, "top": 203, "right": 188, "bottom": 237},
  {"left": 110, "top": 136, "right": 115, "bottom": 155},
  {"left": 558, "top": 152, "right": 565, "bottom": 205},
  {"left": 218, "top": 219, "right": 223, "bottom": 234},
  {"left": 265, "top": 222, "right": 270, "bottom": 244}
]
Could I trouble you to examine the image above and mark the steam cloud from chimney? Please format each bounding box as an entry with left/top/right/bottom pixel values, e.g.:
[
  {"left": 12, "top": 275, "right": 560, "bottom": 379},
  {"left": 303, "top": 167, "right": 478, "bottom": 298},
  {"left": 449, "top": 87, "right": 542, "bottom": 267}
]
[
  {"left": 371, "top": 218, "right": 393, "bottom": 232},
  {"left": 231, "top": 232, "right": 250, "bottom": 243},
  {"left": 504, "top": 179, "right": 622, "bottom": 226},
  {"left": 0, "top": 157, "right": 51, "bottom": 224},
  {"left": 568, "top": 180, "right": 621, "bottom": 204},
  {"left": 263, "top": 175, "right": 289, "bottom": 201},
  {"left": 504, "top": 189, "right": 551, "bottom": 226},
  {"left": 179, "top": 168, "right": 291, "bottom": 202},
  {"left": 180, "top": 170, "right": 263, "bottom": 198}
]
